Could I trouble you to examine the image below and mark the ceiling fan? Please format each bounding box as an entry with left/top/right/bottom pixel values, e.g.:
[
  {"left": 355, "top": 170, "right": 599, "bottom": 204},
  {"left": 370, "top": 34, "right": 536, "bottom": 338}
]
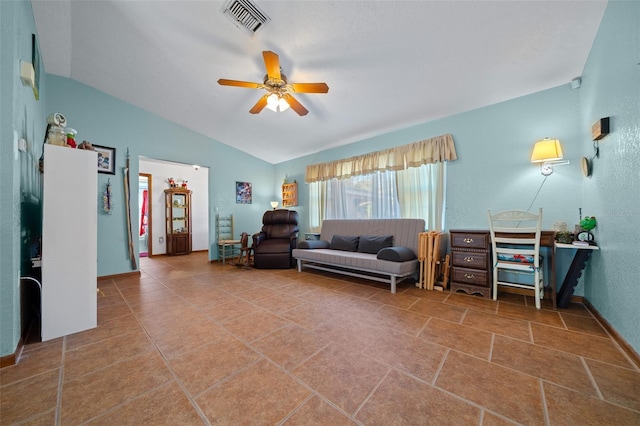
[{"left": 218, "top": 51, "right": 329, "bottom": 116}]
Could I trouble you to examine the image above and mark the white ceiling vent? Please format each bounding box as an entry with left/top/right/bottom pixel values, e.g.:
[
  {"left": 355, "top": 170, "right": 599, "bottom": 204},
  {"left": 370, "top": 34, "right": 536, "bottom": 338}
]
[{"left": 221, "top": 0, "right": 271, "bottom": 36}]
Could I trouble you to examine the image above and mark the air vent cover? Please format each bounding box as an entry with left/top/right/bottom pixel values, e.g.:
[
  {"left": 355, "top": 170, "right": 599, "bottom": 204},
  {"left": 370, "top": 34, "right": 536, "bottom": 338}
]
[{"left": 221, "top": 0, "right": 270, "bottom": 36}]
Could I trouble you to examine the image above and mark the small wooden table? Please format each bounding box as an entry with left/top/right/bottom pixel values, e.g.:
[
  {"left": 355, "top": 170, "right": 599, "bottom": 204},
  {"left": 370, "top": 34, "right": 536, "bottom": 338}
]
[{"left": 553, "top": 243, "right": 599, "bottom": 308}]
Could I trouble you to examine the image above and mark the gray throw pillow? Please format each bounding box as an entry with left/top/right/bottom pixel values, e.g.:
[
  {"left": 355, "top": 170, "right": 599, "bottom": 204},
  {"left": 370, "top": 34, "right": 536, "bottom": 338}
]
[
  {"left": 377, "top": 247, "right": 417, "bottom": 262},
  {"left": 330, "top": 235, "right": 359, "bottom": 251},
  {"left": 357, "top": 235, "right": 393, "bottom": 254}
]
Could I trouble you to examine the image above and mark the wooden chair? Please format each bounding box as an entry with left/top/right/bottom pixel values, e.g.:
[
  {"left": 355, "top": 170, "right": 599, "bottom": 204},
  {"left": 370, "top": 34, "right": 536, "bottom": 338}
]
[
  {"left": 216, "top": 214, "right": 241, "bottom": 264},
  {"left": 487, "top": 208, "right": 544, "bottom": 309}
]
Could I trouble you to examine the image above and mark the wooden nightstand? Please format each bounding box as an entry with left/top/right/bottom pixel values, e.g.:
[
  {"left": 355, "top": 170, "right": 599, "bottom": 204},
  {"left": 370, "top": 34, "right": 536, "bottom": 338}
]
[{"left": 449, "top": 230, "right": 492, "bottom": 298}]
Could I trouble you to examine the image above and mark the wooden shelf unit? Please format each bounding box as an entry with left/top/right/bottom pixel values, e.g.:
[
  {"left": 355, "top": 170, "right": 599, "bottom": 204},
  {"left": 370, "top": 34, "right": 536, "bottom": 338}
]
[{"left": 282, "top": 182, "right": 298, "bottom": 207}]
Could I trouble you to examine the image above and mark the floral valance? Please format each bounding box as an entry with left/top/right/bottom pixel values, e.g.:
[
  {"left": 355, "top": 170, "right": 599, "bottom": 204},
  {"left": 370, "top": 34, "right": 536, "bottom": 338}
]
[{"left": 305, "top": 133, "right": 457, "bottom": 183}]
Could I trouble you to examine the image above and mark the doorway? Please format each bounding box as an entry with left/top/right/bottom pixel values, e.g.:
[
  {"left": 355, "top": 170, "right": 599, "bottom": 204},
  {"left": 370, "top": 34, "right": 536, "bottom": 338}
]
[
  {"left": 138, "top": 158, "right": 209, "bottom": 257},
  {"left": 139, "top": 173, "right": 152, "bottom": 257}
]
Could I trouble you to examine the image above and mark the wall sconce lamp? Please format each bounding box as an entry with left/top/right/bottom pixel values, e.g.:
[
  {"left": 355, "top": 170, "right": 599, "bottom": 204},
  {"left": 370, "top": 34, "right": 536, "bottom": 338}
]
[
  {"left": 270, "top": 201, "right": 279, "bottom": 210},
  {"left": 530, "top": 138, "right": 570, "bottom": 176}
]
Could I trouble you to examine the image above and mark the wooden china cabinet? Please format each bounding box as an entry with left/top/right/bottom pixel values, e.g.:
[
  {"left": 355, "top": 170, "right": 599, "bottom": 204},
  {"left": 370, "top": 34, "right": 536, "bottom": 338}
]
[{"left": 165, "top": 188, "right": 192, "bottom": 255}]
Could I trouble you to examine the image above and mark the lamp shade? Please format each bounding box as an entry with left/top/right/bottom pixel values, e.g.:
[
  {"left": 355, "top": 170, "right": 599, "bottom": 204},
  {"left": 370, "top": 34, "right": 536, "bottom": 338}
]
[
  {"left": 266, "top": 94, "right": 290, "bottom": 112},
  {"left": 531, "top": 139, "right": 564, "bottom": 163},
  {"left": 270, "top": 201, "right": 279, "bottom": 209}
]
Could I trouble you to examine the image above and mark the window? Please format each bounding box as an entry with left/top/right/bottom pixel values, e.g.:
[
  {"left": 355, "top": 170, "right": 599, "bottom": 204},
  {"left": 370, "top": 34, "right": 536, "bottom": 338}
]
[
  {"left": 309, "top": 162, "right": 446, "bottom": 230},
  {"left": 306, "top": 134, "right": 456, "bottom": 232}
]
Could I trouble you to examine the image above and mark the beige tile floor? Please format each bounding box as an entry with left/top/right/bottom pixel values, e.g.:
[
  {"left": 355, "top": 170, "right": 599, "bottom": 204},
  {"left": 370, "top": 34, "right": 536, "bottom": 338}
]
[{"left": 2, "top": 251, "right": 640, "bottom": 425}]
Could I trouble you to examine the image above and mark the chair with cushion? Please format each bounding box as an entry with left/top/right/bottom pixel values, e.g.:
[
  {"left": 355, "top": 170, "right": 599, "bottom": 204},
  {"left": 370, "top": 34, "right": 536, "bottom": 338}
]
[
  {"left": 252, "top": 209, "right": 299, "bottom": 269},
  {"left": 487, "top": 208, "right": 544, "bottom": 309}
]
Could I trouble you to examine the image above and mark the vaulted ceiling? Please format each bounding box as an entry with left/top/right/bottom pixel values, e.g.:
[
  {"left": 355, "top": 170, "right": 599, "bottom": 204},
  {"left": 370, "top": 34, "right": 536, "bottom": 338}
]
[{"left": 31, "top": 1, "right": 607, "bottom": 164}]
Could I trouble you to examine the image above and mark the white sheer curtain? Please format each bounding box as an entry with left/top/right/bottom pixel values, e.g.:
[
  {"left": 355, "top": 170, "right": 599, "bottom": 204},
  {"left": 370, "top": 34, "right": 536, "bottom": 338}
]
[
  {"left": 309, "top": 163, "right": 445, "bottom": 230},
  {"left": 371, "top": 171, "right": 401, "bottom": 219},
  {"left": 396, "top": 163, "right": 446, "bottom": 230}
]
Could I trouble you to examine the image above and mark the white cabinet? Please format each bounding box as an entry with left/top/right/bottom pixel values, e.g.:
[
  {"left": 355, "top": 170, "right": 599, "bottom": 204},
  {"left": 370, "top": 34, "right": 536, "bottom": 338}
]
[{"left": 41, "top": 144, "right": 97, "bottom": 341}]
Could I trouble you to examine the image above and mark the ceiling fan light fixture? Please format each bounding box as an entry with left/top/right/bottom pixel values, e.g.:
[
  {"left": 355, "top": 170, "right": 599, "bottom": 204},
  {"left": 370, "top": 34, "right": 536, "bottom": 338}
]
[
  {"left": 266, "top": 93, "right": 279, "bottom": 111},
  {"left": 278, "top": 97, "right": 290, "bottom": 112},
  {"left": 218, "top": 51, "right": 327, "bottom": 116},
  {"left": 266, "top": 93, "right": 289, "bottom": 112}
]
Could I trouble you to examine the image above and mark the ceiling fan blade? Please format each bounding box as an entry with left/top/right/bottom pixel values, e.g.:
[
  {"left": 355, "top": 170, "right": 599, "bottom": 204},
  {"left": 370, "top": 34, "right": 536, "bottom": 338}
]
[
  {"left": 262, "top": 51, "right": 281, "bottom": 80},
  {"left": 290, "top": 82, "right": 329, "bottom": 93},
  {"left": 283, "top": 94, "right": 308, "bottom": 116},
  {"left": 218, "top": 79, "right": 261, "bottom": 89},
  {"left": 249, "top": 94, "right": 269, "bottom": 114}
]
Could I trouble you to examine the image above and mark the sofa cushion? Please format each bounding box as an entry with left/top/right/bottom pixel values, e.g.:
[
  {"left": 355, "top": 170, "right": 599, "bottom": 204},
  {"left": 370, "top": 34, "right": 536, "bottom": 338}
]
[
  {"left": 330, "top": 235, "right": 359, "bottom": 252},
  {"left": 377, "top": 247, "right": 417, "bottom": 262},
  {"left": 357, "top": 235, "right": 393, "bottom": 254}
]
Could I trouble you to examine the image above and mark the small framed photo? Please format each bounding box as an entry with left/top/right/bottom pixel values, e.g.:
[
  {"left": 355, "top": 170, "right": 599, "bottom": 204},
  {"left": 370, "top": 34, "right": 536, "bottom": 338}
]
[
  {"left": 236, "top": 181, "right": 252, "bottom": 204},
  {"left": 94, "top": 145, "right": 116, "bottom": 174}
]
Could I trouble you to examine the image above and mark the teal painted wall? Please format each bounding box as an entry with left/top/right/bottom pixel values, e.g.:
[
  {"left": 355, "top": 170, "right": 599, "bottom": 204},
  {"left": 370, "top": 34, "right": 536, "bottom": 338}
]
[
  {"left": 579, "top": 1, "right": 640, "bottom": 352},
  {"left": 1, "top": 0, "right": 47, "bottom": 357},
  {"left": 277, "top": 85, "right": 583, "bottom": 234},
  {"left": 45, "top": 75, "right": 276, "bottom": 277}
]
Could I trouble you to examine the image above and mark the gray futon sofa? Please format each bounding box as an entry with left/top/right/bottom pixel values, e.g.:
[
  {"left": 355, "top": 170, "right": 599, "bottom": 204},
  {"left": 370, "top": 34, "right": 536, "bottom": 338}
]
[{"left": 292, "top": 218, "right": 425, "bottom": 293}]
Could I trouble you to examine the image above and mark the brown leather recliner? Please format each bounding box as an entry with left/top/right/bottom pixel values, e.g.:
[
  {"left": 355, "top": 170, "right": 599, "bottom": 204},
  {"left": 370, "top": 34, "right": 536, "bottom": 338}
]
[{"left": 252, "top": 209, "right": 299, "bottom": 269}]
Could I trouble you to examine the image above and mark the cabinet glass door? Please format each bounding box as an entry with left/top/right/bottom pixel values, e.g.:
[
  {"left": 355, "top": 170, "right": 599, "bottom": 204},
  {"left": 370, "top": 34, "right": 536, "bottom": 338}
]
[{"left": 171, "top": 193, "right": 188, "bottom": 234}]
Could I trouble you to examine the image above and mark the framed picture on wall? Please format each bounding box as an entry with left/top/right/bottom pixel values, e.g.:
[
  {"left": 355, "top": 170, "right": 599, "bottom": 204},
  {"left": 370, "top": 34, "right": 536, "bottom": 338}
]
[
  {"left": 236, "top": 181, "right": 252, "bottom": 204},
  {"left": 94, "top": 145, "right": 116, "bottom": 174}
]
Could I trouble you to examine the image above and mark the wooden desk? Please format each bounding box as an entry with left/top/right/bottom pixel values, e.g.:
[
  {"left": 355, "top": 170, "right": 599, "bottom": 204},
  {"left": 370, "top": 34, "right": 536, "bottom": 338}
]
[{"left": 452, "top": 230, "right": 597, "bottom": 309}]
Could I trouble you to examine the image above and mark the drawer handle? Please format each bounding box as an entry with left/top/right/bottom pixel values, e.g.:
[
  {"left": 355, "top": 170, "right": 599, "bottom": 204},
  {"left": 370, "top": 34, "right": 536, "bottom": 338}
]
[
  {"left": 464, "top": 273, "right": 475, "bottom": 279},
  {"left": 463, "top": 238, "right": 474, "bottom": 244},
  {"left": 464, "top": 256, "right": 475, "bottom": 263}
]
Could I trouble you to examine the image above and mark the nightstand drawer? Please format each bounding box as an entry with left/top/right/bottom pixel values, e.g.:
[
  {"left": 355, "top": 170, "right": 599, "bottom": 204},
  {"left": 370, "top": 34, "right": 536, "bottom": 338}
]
[
  {"left": 451, "top": 251, "right": 489, "bottom": 269},
  {"left": 451, "top": 267, "right": 489, "bottom": 287},
  {"left": 451, "top": 232, "right": 489, "bottom": 250}
]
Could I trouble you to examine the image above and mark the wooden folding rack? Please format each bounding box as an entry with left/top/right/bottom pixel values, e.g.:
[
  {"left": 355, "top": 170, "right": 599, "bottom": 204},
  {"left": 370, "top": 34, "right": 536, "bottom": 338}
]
[{"left": 417, "top": 231, "right": 450, "bottom": 291}]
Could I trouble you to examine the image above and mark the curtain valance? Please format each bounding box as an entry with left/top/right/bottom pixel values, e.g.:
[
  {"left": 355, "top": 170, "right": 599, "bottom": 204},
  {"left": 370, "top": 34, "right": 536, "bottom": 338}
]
[{"left": 305, "top": 134, "right": 457, "bottom": 183}]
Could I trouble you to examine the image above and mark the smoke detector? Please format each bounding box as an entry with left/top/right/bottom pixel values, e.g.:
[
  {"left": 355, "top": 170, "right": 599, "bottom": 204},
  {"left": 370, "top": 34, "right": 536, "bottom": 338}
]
[{"left": 221, "top": 0, "right": 271, "bottom": 36}]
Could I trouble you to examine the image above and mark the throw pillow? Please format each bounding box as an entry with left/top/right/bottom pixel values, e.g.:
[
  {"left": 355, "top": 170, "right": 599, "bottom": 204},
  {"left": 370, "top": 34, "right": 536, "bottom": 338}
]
[
  {"left": 357, "top": 235, "right": 393, "bottom": 254},
  {"left": 377, "top": 247, "right": 417, "bottom": 262},
  {"left": 330, "top": 235, "right": 359, "bottom": 252}
]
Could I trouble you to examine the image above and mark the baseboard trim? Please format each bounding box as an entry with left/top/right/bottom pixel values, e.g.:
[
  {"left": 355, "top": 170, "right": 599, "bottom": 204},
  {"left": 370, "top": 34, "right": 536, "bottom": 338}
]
[
  {"left": 499, "top": 286, "right": 584, "bottom": 305},
  {"left": 0, "top": 336, "right": 24, "bottom": 369},
  {"left": 0, "top": 352, "right": 17, "bottom": 368},
  {"left": 583, "top": 298, "right": 640, "bottom": 369},
  {"left": 97, "top": 270, "right": 141, "bottom": 281}
]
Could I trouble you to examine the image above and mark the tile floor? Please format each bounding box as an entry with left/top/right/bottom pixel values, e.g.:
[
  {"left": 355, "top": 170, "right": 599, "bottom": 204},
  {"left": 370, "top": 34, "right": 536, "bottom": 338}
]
[{"left": 2, "top": 251, "right": 640, "bottom": 425}]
